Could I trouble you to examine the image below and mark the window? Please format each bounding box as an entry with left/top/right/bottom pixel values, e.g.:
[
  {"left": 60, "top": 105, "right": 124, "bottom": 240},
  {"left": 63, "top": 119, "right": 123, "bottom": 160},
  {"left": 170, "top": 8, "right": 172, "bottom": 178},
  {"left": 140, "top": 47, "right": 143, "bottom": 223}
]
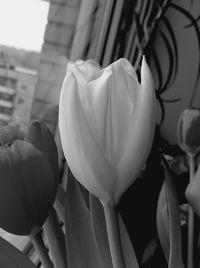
[
  {"left": 18, "top": 98, "right": 25, "bottom": 105},
  {"left": 0, "top": 76, "right": 17, "bottom": 89},
  {"left": 21, "top": 84, "right": 27, "bottom": 90},
  {"left": 0, "top": 106, "right": 12, "bottom": 115},
  {"left": 0, "top": 93, "right": 14, "bottom": 101},
  {"left": 0, "top": 119, "right": 7, "bottom": 127}
]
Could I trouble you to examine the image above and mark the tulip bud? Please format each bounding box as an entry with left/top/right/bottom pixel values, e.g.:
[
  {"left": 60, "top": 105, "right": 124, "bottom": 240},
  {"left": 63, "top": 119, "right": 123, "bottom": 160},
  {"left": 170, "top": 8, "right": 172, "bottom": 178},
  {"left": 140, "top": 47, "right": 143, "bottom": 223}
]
[
  {"left": 177, "top": 108, "right": 200, "bottom": 156},
  {"left": 59, "top": 56, "right": 156, "bottom": 205},
  {"left": 0, "top": 140, "right": 56, "bottom": 235},
  {"left": 0, "top": 123, "right": 59, "bottom": 235},
  {"left": 185, "top": 162, "right": 200, "bottom": 217}
]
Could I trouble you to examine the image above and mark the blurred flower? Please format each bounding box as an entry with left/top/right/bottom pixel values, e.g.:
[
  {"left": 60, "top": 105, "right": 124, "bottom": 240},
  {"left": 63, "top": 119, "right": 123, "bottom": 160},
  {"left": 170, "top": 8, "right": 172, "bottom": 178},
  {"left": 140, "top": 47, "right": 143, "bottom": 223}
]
[
  {"left": 177, "top": 108, "right": 200, "bottom": 156},
  {"left": 0, "top": 121, "right": 59, "bottom": 235},
  {"left": 185, "top": 162, "right": 200, "bottom": 217},
  {"left": 59, "top": 56, "right": 156, "bottom": 205}
]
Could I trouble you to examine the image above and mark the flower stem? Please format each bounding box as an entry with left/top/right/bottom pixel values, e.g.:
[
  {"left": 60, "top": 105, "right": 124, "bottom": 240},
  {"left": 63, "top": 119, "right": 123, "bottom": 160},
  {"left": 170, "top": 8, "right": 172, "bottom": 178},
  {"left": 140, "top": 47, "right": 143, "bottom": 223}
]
[
  {"left": 44, "top": 208, "right": 67, "bottom": 268},
  {"left": 103, "top": 204, "right": 126, "bottom": 268},
  {"left": 187, "top": 154, "right": 195, "bottom": 268},
  {"left": 30, "top": 232, "right": 53, "bottom": 268}
]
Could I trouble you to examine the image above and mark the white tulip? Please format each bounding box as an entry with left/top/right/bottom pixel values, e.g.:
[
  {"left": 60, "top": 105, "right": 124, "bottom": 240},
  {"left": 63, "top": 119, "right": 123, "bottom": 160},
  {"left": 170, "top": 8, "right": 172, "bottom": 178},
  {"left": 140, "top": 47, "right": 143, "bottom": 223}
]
[{"left": 59, "top": 57, "right": 156, "bottom": 205}]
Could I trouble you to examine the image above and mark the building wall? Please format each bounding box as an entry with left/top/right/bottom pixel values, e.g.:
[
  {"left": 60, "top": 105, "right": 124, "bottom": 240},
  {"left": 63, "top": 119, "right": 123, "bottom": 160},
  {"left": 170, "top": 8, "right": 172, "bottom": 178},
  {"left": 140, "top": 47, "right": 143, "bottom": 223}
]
[
  {"left": 31, "top": 0, "right": 81, "bottom": 133},
  {"left": 0, "top": 66, "right": 37, "bottom": 131},
  {"left": 0, "top": 68, "right": 17, "bottom": 127},
  {"left": 11, "top": 67, "right": 37, "bottom": 132}
]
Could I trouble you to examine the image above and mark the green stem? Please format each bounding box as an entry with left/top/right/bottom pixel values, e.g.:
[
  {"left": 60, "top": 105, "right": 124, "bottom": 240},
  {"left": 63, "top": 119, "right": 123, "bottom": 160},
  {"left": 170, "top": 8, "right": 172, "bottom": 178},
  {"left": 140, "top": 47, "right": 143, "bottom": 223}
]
[
  {"left": 44, "top": 208, "right": 67, "bottom": 268},
  {"left": 30, "top": 232, "right": 53, "bottom": 268},
  {"left": 103, "top": 204, "right": 126, "bottom": 268},
  {"left": 187, "top": 154, "right": 195, "bottom": 268}
]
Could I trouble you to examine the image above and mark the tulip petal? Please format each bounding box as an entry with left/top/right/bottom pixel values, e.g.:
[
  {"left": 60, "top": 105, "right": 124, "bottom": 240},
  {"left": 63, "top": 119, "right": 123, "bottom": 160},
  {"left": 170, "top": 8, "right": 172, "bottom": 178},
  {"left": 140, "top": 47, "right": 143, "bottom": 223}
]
[
  {"left": 116, "top": 56, "right": 156, "bottom": 201},
  {"left": 25, "top": 120, "right": 59, "bottom": 183},
  {"left": 72, "top": 59, "right": 100, "bottom": 79},
  {"left": 59, "top": 72, "right": 117, "bottom": 204},
  {"left": 0, "top": 140, "right": 56, "bottom": 235},
  {"left": 71, "top": 58, "right": 141, "bottom": 167}
]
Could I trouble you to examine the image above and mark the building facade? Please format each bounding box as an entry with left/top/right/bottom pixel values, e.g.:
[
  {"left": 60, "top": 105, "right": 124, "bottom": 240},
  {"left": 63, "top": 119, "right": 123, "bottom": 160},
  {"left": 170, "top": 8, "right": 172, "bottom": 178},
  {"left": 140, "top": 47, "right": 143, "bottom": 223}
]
[{"left": 0, "top": 64, "right": 37, "bottom": 132}]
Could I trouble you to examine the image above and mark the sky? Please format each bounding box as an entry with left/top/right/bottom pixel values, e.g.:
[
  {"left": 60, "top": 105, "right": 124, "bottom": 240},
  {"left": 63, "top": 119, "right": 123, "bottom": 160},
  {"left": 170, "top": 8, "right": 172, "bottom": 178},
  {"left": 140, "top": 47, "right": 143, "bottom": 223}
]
[{"left": 0, "top": 0, "right": 49, "bottom": 52}]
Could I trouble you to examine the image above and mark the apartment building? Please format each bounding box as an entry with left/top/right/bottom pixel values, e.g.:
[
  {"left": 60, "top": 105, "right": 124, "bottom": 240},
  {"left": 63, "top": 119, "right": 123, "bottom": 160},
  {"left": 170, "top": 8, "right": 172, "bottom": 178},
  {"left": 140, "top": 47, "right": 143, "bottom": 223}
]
[{"left": 0, "top": 63, "right": 37, "bottom": 132}]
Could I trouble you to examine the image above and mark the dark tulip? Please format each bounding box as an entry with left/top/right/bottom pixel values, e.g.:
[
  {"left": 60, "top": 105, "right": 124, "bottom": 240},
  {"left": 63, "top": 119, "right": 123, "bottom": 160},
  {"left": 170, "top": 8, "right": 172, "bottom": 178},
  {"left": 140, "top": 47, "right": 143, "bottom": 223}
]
[{"left": 0, "top": 140, "right": 56, "bottom": 235}]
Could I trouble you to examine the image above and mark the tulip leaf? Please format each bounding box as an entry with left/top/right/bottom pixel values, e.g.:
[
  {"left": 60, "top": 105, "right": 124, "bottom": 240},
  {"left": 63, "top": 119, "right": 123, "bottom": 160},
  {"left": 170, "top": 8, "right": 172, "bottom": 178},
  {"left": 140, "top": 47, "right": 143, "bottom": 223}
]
[
  {"left": 157, "top": 156, "right": 185, "bottom": 268},
  {"left": 0, "top": 236, "right": 37, "bottom": 267},
  {"left": 90, "top": 194, "right": 139, "bottom": 268},
  {"left": 140, "top": 239, "right": 158, "bottom": 266},
  {"left": 44, "top": 208, "right": 68, "bottom": 268},
  {"left": 156, "top": 181, "right": 170, "bottom": 262},
  {"left": 65, "top": 169, "right": 103, "bottom": 268},
  {"left": 79, "top": 182, "right": 90, "bottom": 209},
  {"left": 119, "top": 212, "right": 140, "bottom": 268}
]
